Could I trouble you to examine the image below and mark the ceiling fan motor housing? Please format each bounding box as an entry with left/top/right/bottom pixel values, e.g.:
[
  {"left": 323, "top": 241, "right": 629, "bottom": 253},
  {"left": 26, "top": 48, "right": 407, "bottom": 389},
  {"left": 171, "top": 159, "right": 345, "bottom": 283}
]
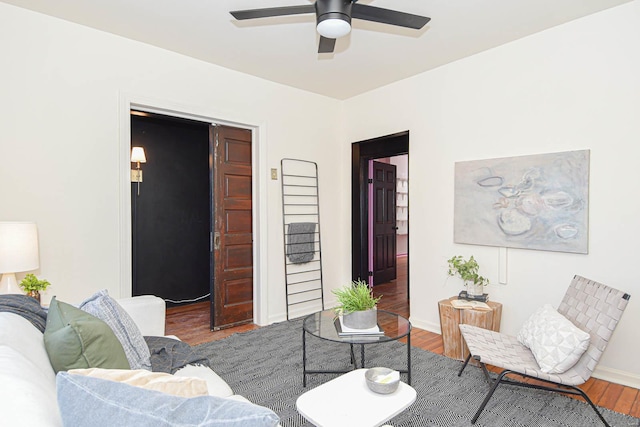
[{"left": 316, "top": 0, "right": 353, "bottom": 26}]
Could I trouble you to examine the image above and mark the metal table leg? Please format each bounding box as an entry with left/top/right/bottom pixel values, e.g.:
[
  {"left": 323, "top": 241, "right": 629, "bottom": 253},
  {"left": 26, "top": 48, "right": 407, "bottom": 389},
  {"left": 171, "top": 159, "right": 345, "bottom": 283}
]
[
  {"left": 302, "top": 328, "right": 307, "bottom": 387},
  {"left": 350, "top": 343, "right": 356, "bottom": 366},
  {"left": 407, "top": 331, "right": 412, "bottom": 385}
]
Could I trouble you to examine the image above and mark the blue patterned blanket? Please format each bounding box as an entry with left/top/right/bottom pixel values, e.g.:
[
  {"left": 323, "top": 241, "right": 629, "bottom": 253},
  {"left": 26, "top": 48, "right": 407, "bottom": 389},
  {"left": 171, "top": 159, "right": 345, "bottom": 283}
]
[{"left": 0, "top": 294, "right": 48, "bottom": 332}]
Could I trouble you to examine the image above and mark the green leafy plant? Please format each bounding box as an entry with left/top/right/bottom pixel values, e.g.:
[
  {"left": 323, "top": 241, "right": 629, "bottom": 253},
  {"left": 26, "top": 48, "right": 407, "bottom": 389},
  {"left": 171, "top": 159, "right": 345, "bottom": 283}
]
[
  {"left": 332, "top": 279, "right": 381, "bottom": 316},
  {"left": 447, "top": 255, "right": 489, "bottom": 286},
  {"left": 19, "top": 274, "right": 51, "bottom": 293}
]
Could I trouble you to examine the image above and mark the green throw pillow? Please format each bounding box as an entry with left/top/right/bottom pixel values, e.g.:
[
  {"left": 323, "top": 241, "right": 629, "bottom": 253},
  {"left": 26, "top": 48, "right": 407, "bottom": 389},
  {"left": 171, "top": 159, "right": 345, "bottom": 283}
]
[{"left": 44, "top": 297, "right": 130, "bottom": 373}]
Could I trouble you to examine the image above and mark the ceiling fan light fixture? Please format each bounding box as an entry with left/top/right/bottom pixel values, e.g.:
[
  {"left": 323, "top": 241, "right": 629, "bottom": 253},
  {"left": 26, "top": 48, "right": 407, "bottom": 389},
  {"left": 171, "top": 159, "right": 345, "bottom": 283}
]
[
  {"left": 316, "top": 16, "right": 351, "bottom": 39},
  {"left": 231, "top": 1, "right": 431, "bottom": 54}
]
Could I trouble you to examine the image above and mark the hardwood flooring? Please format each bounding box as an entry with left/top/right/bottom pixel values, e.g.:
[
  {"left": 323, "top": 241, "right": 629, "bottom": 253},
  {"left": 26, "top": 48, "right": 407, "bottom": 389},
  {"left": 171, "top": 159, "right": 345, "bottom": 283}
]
[{"left": 166, "top": 256, "right": 640, "bottom": 418}]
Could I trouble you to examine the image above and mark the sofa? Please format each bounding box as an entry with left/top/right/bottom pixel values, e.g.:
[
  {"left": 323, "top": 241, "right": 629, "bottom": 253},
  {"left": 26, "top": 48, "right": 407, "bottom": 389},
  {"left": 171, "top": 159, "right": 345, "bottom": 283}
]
[{"left": 0, "top": 293, "right": 279, "bottom": 426}]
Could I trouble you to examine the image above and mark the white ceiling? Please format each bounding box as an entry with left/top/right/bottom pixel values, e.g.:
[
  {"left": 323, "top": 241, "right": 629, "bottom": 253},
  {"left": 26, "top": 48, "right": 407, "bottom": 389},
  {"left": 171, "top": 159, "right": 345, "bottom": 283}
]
[{"left": 2, "top": 0, "right": 631, "bottom": 100}]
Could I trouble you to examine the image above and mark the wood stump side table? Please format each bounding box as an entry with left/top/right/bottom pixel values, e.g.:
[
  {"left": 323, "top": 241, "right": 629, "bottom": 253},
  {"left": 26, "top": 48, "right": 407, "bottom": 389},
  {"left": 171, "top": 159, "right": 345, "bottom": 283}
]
[{"left": 438, "top": 297, "right": 502, "bottom": 360}]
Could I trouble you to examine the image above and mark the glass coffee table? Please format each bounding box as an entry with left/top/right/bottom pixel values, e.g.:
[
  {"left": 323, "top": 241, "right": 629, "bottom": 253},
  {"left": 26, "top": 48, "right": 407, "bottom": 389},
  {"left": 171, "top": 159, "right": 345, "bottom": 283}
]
[{"left": 302, "top": 309, "right": 412, "bottom": 386}]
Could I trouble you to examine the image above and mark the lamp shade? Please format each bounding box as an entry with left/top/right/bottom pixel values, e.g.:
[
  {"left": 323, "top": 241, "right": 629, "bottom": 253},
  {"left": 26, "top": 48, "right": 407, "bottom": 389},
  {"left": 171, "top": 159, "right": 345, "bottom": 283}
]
[
  {"left": 0, "top": 222, "right": 39, "bottom": 273},
  {"left": 131, "top": 147, "right": 147, "bottom": 164}
]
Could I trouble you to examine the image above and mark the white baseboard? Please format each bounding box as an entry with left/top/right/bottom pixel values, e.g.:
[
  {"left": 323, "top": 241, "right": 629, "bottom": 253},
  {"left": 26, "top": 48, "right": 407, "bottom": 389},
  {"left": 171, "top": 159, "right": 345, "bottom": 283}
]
[
  {"left": 593, "top": 365, "right": 640, "bottom": 389},
  {"left": 409, "top": 318, "right": 441, "bottom": 335},
  {"left": 267, "top": 306, "right": 322, "bottom": 325},
  {"left": 267, "top": 312, "right": 288, "bottom": 325}
]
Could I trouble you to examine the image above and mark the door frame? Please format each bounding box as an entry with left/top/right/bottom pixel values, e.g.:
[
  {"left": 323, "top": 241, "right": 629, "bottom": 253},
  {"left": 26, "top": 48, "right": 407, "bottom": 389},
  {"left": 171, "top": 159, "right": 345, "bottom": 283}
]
[
  {"left": 351, "top": 131, "right": 409, "bottom": 284},
  {"left": 118, "top": 93, "right": 269, "bottom": 326}
]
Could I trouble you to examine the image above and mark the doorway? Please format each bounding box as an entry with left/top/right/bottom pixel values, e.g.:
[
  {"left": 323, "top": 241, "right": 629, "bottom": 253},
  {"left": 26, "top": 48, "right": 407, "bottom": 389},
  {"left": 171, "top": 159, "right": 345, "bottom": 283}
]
[
  {"left": 352, "top": 131, "right": 409, "bottom": 307},
  {"left": 130, "top": 111, "right": 253, "bottom": 330},
  {"left": 130, "top": 112, "right": 210, "bottom": 303}
]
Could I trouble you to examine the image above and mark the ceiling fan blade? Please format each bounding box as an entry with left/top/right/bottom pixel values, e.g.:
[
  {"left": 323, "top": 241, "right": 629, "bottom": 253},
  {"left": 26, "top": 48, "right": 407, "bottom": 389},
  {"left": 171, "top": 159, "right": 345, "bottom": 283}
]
[
  {"left": 318, "top": 36, "right": 336, "bottom": 53},
  {"left": 230, "top": 5, "right": 315, "bottom": 20},
  {"left": 352, "top": 4, "right": 430, "bottom": 30}
]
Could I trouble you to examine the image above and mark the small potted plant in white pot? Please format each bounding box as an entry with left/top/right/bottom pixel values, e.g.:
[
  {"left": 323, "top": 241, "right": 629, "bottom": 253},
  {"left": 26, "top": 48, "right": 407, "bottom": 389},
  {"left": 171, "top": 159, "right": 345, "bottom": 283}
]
[
  {"left": 447, "top": 255, "right": 489, "bottom": 296},
  {"left": 19, "top": 273, "right": 51, "bottom": 303},
  {"left": 332, "top": 279, "right": 382, "bottom": 329}
]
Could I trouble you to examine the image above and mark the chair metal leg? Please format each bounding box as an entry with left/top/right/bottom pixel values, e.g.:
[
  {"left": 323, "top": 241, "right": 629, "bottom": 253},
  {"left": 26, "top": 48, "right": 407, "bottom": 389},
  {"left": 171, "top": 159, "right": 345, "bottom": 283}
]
[
  {"left": 458, "top": 353, "right": 472, "bottom": 376},
  {"left": 471, "top": 370, "right": 509, "bottom": 424},
  {"left": 566, "top": 385, "right": 611, "bottom": 427},
  {"left": 479, "top": 361, "right": 493, "bottom": 383},
  {"left": 499, "top": 375, "right": 610, "bottom": 426},
  {"left": 467, "top": 367, "right": 611, "bottom": 427},
  {"left": 459, "top": 354, "right": 491, "bottom": 382}
]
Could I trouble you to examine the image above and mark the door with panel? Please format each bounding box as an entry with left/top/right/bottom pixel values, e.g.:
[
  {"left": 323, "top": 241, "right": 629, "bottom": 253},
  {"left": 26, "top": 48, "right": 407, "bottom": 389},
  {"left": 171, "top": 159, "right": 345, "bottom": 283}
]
[
  {"left": 372, "top": 161, "right": 397, "bottom": 285},
  {"left": 212, "top": 125, "right": 253, "bottom": 329}
]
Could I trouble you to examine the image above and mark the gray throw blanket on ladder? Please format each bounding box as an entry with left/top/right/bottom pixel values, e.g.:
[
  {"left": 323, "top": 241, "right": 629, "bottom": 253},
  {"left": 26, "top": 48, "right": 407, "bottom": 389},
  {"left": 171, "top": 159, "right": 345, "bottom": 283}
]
[{"left": 286, "top": 222, "right": 316, "bottom": 264}]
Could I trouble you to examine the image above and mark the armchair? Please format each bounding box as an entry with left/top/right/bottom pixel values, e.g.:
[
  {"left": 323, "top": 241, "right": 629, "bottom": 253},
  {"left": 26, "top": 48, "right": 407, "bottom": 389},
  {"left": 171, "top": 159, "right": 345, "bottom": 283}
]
[{"left": 458, "top": 275, "right": 630, "bottom": 426}]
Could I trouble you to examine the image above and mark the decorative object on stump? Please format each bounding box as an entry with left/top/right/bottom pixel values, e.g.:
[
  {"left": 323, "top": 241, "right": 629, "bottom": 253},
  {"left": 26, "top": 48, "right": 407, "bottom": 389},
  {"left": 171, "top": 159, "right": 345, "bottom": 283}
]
[
  {"left": 447, "top": 255, "right": 489, "bottom": 297},
  {"left": 457, "top": 290, "right": 489, "bottom": 303},
  {"left": 19, "top": 273, "right": 51, "bottom": 304},
  {"left": 332, "top": 279, "right": 381, "bottom": 329}
]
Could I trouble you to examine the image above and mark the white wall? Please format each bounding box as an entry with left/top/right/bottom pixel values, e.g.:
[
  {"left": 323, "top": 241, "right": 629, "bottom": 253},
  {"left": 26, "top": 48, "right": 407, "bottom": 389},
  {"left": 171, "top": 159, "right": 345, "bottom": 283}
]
[
  {"left": 2, "top": 0, "right": 639, "bottom": 387},
  {"left": 0, "top": 3, "right": 348, "bottom": 324},
  {"left": 343, "top": 1, "right": 640, "bottom": 386}
]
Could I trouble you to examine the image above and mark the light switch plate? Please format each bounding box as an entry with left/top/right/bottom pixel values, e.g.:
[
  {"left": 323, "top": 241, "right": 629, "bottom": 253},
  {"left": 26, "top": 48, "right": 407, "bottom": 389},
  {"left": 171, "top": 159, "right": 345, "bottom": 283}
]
[{"left": 271, "top": 168, "right": 278, "bottom": 180}]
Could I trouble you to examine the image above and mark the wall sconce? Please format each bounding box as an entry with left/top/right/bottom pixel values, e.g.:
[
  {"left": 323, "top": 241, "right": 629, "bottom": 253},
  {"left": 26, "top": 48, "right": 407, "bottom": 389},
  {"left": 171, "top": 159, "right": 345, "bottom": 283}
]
[
  {"left": 131, "top": 146, "right": 147, "bottom": 196},
  {"left": 0, "top": 222, "right": 40, "bottom": 294}
]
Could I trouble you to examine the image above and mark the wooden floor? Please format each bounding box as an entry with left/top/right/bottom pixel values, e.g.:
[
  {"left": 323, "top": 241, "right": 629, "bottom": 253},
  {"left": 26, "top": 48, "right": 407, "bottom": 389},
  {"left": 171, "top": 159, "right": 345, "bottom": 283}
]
[{"left": 166, "top": 256, "right": 640, "bottom": 418}]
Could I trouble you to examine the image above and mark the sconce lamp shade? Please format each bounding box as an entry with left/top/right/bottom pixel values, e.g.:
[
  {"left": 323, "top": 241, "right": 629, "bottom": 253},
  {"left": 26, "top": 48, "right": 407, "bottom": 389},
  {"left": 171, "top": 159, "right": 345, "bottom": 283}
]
[
  {"left": 131, "top": 147, "right": 147, "bottom": 164},
  {"left": 0, "top": 222, "right": 39, "bottom": 294}
]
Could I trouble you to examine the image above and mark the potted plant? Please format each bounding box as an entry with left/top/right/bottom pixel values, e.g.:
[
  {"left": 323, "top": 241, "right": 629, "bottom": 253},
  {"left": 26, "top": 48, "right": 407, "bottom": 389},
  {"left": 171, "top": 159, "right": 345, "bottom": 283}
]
[
  {"left": 332, "top": 279, "right": 382, "bottom": 329},
  {"left": 447, "top": 255, "right": 489, "bottom": 296},
  {"left": 19, "top": 273, "right": 51, "bottom": 303}
]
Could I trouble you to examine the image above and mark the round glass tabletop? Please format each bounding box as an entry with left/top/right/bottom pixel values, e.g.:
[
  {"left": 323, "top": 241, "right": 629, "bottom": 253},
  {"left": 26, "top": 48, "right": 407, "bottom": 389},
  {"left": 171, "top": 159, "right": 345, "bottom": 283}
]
[{"left": 303, "top": 309, "right": 411, "bottom": 344}]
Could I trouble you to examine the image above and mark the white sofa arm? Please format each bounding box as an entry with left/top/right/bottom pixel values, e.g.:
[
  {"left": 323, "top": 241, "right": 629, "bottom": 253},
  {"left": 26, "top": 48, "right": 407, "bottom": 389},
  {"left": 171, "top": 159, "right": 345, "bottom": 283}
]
[{"left": 117, "top": 295, "right": 166, "bottom": 337}]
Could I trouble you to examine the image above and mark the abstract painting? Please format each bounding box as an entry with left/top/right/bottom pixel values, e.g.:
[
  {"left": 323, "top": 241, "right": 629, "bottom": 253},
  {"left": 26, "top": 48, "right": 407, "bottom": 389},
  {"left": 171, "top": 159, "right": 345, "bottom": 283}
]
[{"left": 454, "top": 150, "right": 589, "bottom": 253}]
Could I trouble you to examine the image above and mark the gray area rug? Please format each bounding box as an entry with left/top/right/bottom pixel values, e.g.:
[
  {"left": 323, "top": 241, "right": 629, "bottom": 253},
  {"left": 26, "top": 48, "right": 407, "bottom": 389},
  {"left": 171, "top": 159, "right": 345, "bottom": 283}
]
[{"left": 195, "top": 319, "right": 640, "bottom": 427}]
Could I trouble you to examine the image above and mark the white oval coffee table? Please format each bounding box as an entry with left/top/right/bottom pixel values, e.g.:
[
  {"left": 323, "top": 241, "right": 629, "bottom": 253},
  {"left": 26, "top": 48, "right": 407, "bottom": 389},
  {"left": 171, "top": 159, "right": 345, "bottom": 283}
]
[{"left": 296, "top": 368, "right": 416, "bottom": 427}]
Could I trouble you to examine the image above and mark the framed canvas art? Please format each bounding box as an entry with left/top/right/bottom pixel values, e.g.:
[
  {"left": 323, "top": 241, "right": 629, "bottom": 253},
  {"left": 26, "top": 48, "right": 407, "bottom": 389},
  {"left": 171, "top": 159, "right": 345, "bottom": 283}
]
[{"left": 454, "top": 150, "right": 589, "bottom": 254}]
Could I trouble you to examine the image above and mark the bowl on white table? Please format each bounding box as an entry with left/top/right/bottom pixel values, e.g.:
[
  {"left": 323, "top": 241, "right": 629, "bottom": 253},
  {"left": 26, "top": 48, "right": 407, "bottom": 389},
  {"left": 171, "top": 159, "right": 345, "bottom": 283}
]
[{"left": 365, "top": 367, "right": 400, "bottom": 394}]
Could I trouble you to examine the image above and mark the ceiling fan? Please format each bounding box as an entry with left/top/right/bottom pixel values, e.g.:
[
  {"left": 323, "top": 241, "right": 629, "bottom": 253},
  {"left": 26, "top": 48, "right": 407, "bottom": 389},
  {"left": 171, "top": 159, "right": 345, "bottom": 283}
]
[{"left": 230, "top": 0, "right": 431, "bottom": 53}]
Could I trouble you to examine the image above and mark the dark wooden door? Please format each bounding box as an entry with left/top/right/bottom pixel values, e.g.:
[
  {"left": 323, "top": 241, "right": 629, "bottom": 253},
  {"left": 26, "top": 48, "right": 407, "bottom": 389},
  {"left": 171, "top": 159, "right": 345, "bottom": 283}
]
[
  {"left": 212, "top": 125, "right": 253, "bottom": 329},
  {"left": 372, "top": 161, "right": 397, "bottom": 285}
]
